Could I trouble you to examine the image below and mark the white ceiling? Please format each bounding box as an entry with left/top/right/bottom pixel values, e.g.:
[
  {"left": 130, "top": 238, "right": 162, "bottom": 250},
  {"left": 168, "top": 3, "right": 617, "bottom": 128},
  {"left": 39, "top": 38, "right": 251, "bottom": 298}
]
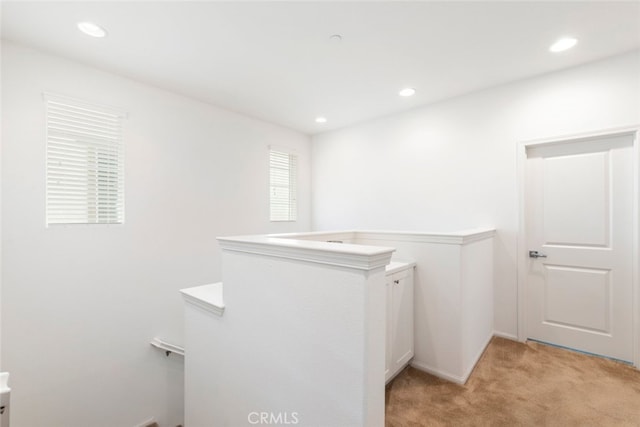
[{"left": 2, "top": 1, "right": 640, "bottom": 135}]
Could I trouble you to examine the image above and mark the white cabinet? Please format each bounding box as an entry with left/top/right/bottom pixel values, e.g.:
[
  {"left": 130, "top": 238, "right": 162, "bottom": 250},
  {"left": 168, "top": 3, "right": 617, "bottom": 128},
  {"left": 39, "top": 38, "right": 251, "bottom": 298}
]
[{"left": 385, "top": 261, "right": 415, "bottom": 383}]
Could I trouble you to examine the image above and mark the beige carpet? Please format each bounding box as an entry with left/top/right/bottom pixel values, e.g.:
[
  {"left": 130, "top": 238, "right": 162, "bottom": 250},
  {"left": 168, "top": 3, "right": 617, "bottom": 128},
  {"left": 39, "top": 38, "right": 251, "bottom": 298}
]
[{"left": 385, "top": 337, "right": 640, "bottom": 426}]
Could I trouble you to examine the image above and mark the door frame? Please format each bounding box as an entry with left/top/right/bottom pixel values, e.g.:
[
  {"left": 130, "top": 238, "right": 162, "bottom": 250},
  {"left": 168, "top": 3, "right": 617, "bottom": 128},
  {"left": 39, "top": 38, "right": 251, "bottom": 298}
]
[{"left": 516, "top": 125, "right": 640, "bottom": 368}]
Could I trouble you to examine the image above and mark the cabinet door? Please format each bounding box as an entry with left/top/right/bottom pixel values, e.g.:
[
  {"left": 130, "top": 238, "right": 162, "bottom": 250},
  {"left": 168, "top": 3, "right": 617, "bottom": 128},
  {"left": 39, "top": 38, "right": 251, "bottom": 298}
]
[
  {"left": 391, "top": 269, "right": 414, "bottom": 370},
  {"left": 385, "top": 275, "right": 393, "bottom": 382}
]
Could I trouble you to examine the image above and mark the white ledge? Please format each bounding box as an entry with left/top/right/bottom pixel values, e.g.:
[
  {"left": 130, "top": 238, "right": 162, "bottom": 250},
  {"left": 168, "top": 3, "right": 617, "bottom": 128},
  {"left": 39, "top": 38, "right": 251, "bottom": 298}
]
[
  {"left": 386, "top": 260, "right": 416, "bottom": 275},
  {"left": 181, "top": 283, "right": 225, "bottom": 317},
  {"left": 218, "top": 235, "right": 395, "bottom": 271},
  {"left": 274, "top": 228, "right": 496, "bottom": 245},
  {"left": 270, "top": 230, "right": 358, "bottom": 242},
  {"left": 355, "top": 228, "right": 496, "bottom": 245}
]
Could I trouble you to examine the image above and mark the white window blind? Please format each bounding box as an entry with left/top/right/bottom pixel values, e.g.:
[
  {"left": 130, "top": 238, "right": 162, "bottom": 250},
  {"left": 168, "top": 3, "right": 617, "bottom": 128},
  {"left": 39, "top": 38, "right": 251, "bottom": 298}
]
[
  {"left": 269, "top": 148, "right": 298, "bottom": 221},
  {"left": 45, "top": 94, "right": 125, "bottom": 225}
]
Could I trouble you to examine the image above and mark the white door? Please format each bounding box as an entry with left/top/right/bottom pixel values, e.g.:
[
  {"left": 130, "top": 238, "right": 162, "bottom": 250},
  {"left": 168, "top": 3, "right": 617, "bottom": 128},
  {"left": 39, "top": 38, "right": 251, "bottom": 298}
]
[
  {"left": 385, "top": 266, "right": 415, "bottom": 383},
  {"left": 525, "top": 133, "right": 634, "bottom": 362},
  {"left": 390, "top": 268, "right": 414, "bottom": 370}
]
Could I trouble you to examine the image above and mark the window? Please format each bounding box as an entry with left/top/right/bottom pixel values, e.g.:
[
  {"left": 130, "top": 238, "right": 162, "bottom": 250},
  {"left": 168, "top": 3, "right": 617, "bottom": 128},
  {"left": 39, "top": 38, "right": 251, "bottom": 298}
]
[
  {"left": 45, "top": 94, "right": 125, "bottom": 225},
  {"left": 269, "top": 148, "right": 297, "bottom": 221}
]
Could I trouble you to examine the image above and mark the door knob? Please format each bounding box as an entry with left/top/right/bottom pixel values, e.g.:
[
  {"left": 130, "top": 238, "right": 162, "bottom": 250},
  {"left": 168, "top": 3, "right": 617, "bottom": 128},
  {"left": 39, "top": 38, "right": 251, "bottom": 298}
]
[{"left": 529, "top": 250, "right": 547, "bottom": 258}]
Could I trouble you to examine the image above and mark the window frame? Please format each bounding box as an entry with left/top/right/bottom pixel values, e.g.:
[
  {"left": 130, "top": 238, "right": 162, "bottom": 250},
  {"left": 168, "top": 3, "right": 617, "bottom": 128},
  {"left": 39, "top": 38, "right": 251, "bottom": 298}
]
[
  {"left": 44, "top": 93, "right": 126, "bottom": 226},
  {"left": 269, "top": 146, "right": 298, "bottom": 222}
]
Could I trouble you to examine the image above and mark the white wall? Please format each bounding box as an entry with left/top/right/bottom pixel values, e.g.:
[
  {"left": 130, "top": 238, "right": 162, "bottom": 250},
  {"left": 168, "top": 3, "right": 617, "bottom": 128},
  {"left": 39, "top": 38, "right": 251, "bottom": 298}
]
[
  {"left": 1, "top": 41, "right": 310, "bottom": 427},
  {"left": 312, "top": 50, "right": 640, "bottom": 338},
  {"left": 0, "top": 47, "right": 3, "bottom": 373},
  {"left": 185, "top": 238, "right": 392, "bottom": 427},
  {"left": 460, "top": 239, "right": 493, "bottom": 377},
  {"left": 0, "top": 26, "right": 3, "bottom": 370},
  {"left": 354, "top": 231, "right": 494, "bottom": 383}
]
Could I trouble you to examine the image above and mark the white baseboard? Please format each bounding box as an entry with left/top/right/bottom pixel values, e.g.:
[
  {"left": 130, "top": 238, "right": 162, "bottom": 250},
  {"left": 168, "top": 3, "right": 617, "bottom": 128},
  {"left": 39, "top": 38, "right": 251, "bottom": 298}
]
[
  {"left": 410, "top": 332, "right": 496, "bottom": 385},
  {"left": 410, "top": 360, "right": 467, "bottom": 384},
  {"left": 459, "top": 333, "right": 493, "bottom": 383},
  {"left": 134, "top": 418, "right": 156, "bottom": 427},
  {"left": 386, "top": 360, "right": 412, "bottom": 384},
  {"left": 492, "top": 330, "right": 519, "bottom": 341}
]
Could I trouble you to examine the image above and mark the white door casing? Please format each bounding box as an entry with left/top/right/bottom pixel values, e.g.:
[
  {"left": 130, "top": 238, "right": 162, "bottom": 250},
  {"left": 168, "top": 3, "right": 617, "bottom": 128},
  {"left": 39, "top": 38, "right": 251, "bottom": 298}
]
[{"left": 517, "top": 129, "right": 639, "bottom": 365}]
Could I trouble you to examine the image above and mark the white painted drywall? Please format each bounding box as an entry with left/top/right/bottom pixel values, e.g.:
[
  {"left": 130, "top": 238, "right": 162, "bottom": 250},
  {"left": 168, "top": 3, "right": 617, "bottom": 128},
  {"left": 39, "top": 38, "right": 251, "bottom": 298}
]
[
  {"left": 0, "top": 35, "right": 3, "bottom": 369},
  {"left": 0, "top": 41, "right": 310, "bottom": 427},
  {"left": 0, "top": 42, "right": 3, "bottom": 371},
  {"left": 460, "top": 239, "right": 494, "bottom": 377},
  {"left": 354, "top": 231, "right": 494, "bottom": 383},
  {"left": 311, "top": 50, "right": 640, "bottom": 338},
  {"left": 185, "top": 240, "right": 392, "bottom": 427},
  {"left": 274, "top": 229, "right": 495, "bottom": 382}
]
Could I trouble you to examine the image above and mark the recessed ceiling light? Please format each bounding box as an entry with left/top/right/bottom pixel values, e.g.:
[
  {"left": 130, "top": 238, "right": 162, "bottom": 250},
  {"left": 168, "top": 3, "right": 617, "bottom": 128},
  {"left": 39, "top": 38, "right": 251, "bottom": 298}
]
[
  {"left": 315, "top": 116, "right": 327, "bottom": 123},
  {"left": 77, "top": 21, "right": 107, "bottom": 38},
  {"left": 549, "top": 37, "right": 577, "bottom": 53},
  {"left": 398, "top": 87, "right": 416, "bottom": 97}
]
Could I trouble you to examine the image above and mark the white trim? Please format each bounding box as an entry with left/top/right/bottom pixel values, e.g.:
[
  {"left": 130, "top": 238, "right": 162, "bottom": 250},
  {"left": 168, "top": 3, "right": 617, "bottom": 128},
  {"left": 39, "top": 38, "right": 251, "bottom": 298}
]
[
  {"left": 385, "top": 260, "right": 416, "bottom": 275},
  {"left": 356, "top": 228, "right": 495, "bottom": 245},
  {"left": 516, "top": 139, "right": 528, "bottom": 342},
  {"left": 43, "top": 91, "right": 127, "bottom": 118},
  {"left": 272, "top": 228, "right": 496, "bottom": 246},
  {"left": 410, "top": 360, "right": 468, "bottom": 384},
  {"left": 133, "top": 417, "right": 157, "bottom": 427},
  {"left": 461, "top": 333, "right": 494, "bottom": 383},
  {"left": 411, "top": 333, "right": 492, "bottom": 385},
  {"left": 269, "top": 230, "right": 358, "bottom": 242},
  {"left": 385, "top": 360, "right": 412, "bottom": 384},
  {"left": 268, "top": 144, "right": 297, "bottom": 154},
  {"left": 518, "top": 125, "right": 639, "bottom": 148},
  {"left": 218, "top": 235, "right": 394, "bottom": 271},
  {"left": 493, "top": 331, "right": 519, "bottom": 341},
  {"left": 516, "top": 126, "right": 640, "bottom": 368},
  {"left": 180, "top": 283, "right": 225, "bottom": 317},
  {"left": 633, "top": 130, "right": 640, "bottom": 369}
]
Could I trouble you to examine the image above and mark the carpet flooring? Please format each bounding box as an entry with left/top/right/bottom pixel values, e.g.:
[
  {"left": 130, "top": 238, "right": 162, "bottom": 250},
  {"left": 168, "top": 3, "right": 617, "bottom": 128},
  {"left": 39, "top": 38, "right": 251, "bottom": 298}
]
[{"left": 385, "top": 337, "right": 640, "bottom": 426}]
